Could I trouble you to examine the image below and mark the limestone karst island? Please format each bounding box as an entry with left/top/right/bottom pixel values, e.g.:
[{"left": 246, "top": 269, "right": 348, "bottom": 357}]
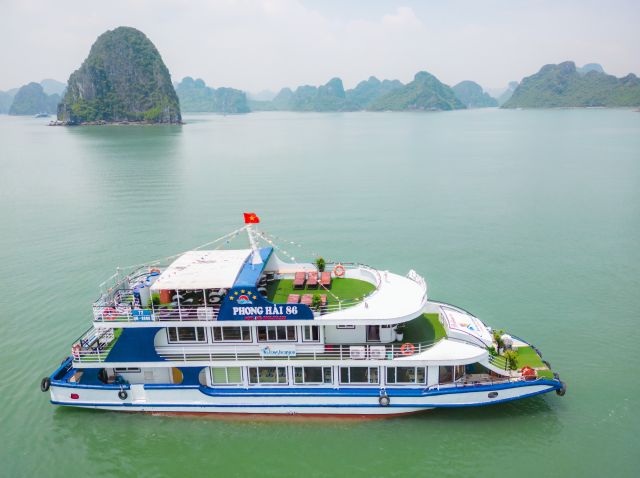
[{"left": 56, "top": 27, "right": 181, "bottom": 125}]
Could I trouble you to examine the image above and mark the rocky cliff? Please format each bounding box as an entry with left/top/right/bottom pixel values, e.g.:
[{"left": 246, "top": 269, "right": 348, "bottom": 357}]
[{"left": 58, "top": 26, "right": 181, "bottom": 124}]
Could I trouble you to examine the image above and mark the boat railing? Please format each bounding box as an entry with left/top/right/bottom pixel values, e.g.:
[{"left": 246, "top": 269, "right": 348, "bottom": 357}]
[
  {"left": 92, "top": 301, "right": 221, "bottom": 323},
  {"left": 152, "top": 339, "right": 442, "bottom": 364},
  {"left": 70, "top": 327, "right": 119, "bottom": 363},
  {"left": 487, "top": 353, "right": 509, "bottom": 370}
]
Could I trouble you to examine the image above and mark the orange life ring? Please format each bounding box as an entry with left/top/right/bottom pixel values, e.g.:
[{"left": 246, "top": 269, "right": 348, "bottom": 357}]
[
  {"left": 102, "top": 307, "right": 117, "bottom": 320},
  {"left": 400, "top": 343, "right": 415, "bottom": 356},
  {"left": 333, "top": 264, "right": 346, "bottom": 277},
  {"left": 71, "top": 343, "right": 81, "bottom": 358}
]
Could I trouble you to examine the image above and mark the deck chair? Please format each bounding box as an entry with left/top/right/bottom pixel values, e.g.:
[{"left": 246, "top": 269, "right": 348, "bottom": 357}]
[{"left": 293, "top": 272, "right": 306, "bottom": 289}]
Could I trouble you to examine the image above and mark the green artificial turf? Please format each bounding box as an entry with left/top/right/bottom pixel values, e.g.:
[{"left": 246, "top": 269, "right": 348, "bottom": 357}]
[
  {"left": 266, "top": 278, "right": 375, "bottom": 304},
  {"left": 515, "top": 346, "right": 546, "bottom": 369},
  {"left": 402, "top": 313, "right": 447, "bottom": 344}
]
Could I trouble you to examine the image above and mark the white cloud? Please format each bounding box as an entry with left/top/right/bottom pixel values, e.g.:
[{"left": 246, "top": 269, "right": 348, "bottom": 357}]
[{"left": 0, "top": 0, "right": 638, "bottom": 92}]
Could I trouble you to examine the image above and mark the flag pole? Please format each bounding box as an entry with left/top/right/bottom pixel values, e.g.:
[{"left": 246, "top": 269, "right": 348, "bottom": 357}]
[{"left": 246, "top": 221, "right": 262, "bottom": 266}]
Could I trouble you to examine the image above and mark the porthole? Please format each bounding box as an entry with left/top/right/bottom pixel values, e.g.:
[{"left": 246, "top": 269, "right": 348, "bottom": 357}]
[{"left": 488, "top": 391, "right": 498, "bottom": 398}]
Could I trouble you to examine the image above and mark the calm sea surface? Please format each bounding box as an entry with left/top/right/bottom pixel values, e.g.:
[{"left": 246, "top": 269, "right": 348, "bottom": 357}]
[{"left": 0, "top": 109, "right": 638, "bottom": 477}]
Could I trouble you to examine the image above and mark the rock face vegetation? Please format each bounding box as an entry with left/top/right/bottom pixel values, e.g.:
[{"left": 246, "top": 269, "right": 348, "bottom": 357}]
[
  {"left": 503, "top": 61, "right": 640, "bottom": 108},
  {"left": 452, "top": 81, "right": 498, "bottom": 108},
  {"left": 367, "top": 71, "right": 465, "bottom": 111},
  {"left": 175, "top": 77, "right": 249, "bottom": 114},
  {"left": 9, "top": 82, "right": 59, "bottom": 115},
  {"left": 57, "top": 27, "right": 181, "bottom": 124}
]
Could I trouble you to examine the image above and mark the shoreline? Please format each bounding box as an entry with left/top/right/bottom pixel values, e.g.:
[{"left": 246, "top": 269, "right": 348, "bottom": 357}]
[{"left": 48, "top": 120, "right": 184, "bottom": 126}]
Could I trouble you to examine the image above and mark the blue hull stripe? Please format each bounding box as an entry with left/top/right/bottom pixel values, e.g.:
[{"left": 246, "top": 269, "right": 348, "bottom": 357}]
[
  {"left": 50, "top": 387, "right": 555, "bottom": 410},
  {"left": 51, "top": 379, "right": 560, "bottom": 395}
]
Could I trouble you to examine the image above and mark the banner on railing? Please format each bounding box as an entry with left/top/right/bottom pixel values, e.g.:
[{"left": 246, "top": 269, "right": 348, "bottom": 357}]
[
  {"left": 131, "top": 309, "right": 154, "bottom": 321},
  {"left": 217, "top": 287, "right": 314, "bottom": 321}
]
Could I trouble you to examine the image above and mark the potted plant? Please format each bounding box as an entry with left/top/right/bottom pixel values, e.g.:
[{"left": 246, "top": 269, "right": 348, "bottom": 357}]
[
  {"left": 315, "top": 256, "right": 326, "bottom": 272},
  {"left": 395, "top": 323, "right": 406, "bottom": 341},
  {"left": 311, "top": 294, "right": 322, "bottom": 311},
  {"left": 492, "top": 329, "right": 505, "bottom": 354}
]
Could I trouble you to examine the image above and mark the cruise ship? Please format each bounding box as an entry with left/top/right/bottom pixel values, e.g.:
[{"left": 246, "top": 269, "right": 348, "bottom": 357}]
[{"left": 41, "top": 214, "right": 566, "bottom": 416}]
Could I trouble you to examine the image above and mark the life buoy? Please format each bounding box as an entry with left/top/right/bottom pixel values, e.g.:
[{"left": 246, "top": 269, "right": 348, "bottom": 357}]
[
  {"left": 102, "top": 307, "right": 117, "bottom": 320},
  {"left": 118, "top": 390, "right": 128, "bottom": 400},
  {"left": 150, "top": 268, "right": 161, "bottom": 274},
  {"left": 71, "top": 343, "right": 81, "bottom": 359},
  {"left": 400, "top": 343, "right": 415, "bottom": 356},
  {"left": 41, "top": 377, "right": 51, "bottom": 392},
  {"left": 333, "top": 264, "right": 346, "bottom": 277},
  {"left": 379, "top": 395, "right": 390, "bottom": 406}
]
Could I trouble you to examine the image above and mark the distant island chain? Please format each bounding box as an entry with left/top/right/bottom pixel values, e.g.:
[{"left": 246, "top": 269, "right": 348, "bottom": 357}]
[{"left": 1, "top": 27, "right": 639, "bottom": 124}]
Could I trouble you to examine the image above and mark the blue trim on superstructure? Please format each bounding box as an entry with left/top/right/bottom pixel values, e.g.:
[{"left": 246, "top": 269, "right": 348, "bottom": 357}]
[
  {"left": 105, "top": 328, "right": 164, "bottom": 362},
  {"left": 233, "top": 247, "right": 273, "bottom": 287},
  {"left": 51, "top": 381, "right": 131, "bottom": 390}
]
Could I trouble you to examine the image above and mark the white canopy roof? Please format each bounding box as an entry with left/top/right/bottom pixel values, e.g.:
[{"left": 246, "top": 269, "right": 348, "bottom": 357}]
[
  {"left": 395, "top": 339, "right": 488, "bottom": 365},
  {"left": 150, "top": 249, "right": 251, "bottom": 291}
]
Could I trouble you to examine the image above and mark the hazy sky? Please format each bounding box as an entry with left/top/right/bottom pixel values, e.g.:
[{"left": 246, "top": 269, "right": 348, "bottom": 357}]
[{"left": 1, "top": 0, "right": 638, "bottom": 93}]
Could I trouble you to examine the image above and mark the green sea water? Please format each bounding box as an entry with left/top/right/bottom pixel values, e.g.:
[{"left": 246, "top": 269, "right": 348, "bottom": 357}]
[{"left": 0, "top": 109, "right": 638, "bottom": 477}]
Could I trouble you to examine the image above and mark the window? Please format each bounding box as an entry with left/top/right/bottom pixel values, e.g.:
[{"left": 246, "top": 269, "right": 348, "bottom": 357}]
[
  {"left": 257, "top": 326, "right": 296, "bottom": 342},
  {"left": 454, "top": 365, "right": 466, "bottom": 382},
  {"left": 339, "top": 367, "right": 379, "bottom": 384},
  {"left": 210, "top": 367, "right": 242, "bottom": 385},
  {"left": 336, "top": 325, "right": 355, "bottom": 329},
  {"left": 439, "top": 366, "right": 454, "bottom": 383},
  {"left": 294, "top": 367, "right": 332, "bottom": 384},
  {"left": 302, "top": 326, "right": 320, "bottom": 342},
  {"left": 248, "top": 367, "right": 288, "bottom": 385},
  {"left": 386, "top": 367, "right": 426, "bottom": 384},
  {"left": 211, "top": 326, "right": 252, "bottom": 342},
  {"left": 167, "top": 327, "right": 206, "bottom": 343},
  {"left": 114, "top": 368, "right": 141, "bottom": 373}
]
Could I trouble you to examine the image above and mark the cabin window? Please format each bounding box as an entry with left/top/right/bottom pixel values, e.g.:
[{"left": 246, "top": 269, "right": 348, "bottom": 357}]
[
  {"left": 302, "top": 326, "right": 320, "bottom": 342},
  {"left": 294, "top": 367, "right": 332, "bottom": 384},
  {"left": 339, "top": 367, "right": 379, "bottom": 384},
  {"left": 210, "top": 367, "right": 242, "bottom": 385},
  {"left": 386, "top": 367, "right": 426, "bottom": 384},
  {"left": 439, "top": 366, "right": 454, "bottom": 383},
  {"left": 248, "top": 367, "right": 288, "bottom": 385},
  {"left": 114, "top": 368, "right": 141, "bottom": 374},
  {"left": 454, "top": 365, "right": 466, "bottom": 382},
  {"left": 211, "top": 326, "right": 252, "bottom": 342},
  {"left": 336, "top": 325, "right": 355, "bottom": 329},
  {"left": 257, "top": 326, "right": 297, "bottom": 342},
  {"left": 167, "top": 327, "right": 206, "bottom": 343}
]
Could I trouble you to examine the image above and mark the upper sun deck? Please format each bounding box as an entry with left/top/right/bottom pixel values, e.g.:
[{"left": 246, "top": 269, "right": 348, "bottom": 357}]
[{"left": 92, "top": 247, "right": 427, "bottom": 327}]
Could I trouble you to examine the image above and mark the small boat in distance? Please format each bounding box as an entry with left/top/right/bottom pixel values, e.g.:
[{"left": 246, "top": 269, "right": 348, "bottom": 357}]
[
  {"left": 41, "top": 214, "right": 566, "bottom": 416},
  {"left": 34, "top": 112, "right": 50, "bottom": 118}
]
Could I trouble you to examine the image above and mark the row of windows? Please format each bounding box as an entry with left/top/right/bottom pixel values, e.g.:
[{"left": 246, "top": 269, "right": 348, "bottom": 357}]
[
  {"left": 209, "top": 366, "right": 439, "bottom": 386},
  {"left": 167, "top": 326, "right": 320, "bottom": 344}
]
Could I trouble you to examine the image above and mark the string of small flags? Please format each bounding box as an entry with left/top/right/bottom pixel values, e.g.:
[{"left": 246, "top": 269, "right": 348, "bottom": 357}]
[{"left": 119, "top": 225, "right": 248, "bottom": 272}]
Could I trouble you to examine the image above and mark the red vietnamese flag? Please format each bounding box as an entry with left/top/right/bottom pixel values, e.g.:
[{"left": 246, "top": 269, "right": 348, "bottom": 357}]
[{"left": 243, "top": 212, "right": 260, "bottom": 224}]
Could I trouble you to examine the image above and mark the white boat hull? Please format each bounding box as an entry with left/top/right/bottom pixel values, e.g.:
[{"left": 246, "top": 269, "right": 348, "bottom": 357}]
[{"left": 49, "top": 381, "right": 560, "bottom": 416}]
